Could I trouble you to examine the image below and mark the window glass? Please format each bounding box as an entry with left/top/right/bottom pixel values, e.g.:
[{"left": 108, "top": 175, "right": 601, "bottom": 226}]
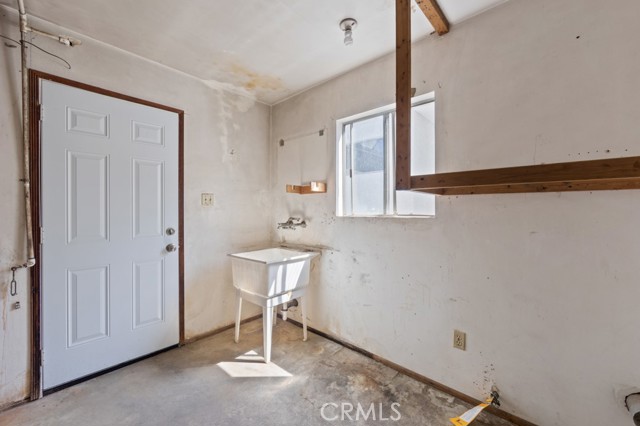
[
  {"left": 350, "top": 115, "right": 385, "bottom": 215},
  {"left": 337, "top": 95, "right": 435, "bottom": 217}
]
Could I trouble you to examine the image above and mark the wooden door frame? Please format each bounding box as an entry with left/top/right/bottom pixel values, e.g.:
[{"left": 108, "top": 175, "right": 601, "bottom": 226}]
[{"left": 28, "top": 69, "right": 186, "bottom": 400}]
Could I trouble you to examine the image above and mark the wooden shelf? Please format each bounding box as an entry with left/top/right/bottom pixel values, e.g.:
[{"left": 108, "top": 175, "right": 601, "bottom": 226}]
[
  {"left": 286, "top": 181, "right": 327, "bottom": 195},
  {"left": 409, "top": 156, "right": 640, "bottom": 195}
]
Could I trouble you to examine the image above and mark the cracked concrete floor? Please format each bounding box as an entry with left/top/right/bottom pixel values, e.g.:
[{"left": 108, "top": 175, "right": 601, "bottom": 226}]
[{"left": 1, "top": 319, "right": 516, "bottom": 426}]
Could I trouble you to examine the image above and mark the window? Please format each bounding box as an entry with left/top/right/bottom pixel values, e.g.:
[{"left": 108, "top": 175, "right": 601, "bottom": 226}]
[{"left": 336, "top": 94, "right": 435, "bottom": 217}]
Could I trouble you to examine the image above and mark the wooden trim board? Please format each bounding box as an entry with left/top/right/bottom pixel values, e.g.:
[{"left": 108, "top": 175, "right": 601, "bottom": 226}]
[
  {"left": 285, "top": 182, "right": 327, "bottom": 194},
  {"left": 28, "top": 70, "right": 42, "bottom": 401},
  {"left": 0, "top": 397, "right": 30, "bottom": 414},
  {"left": 415, "top": 0, "right": 450, "bottom": 35},
  {"left": 411, "top": 156, "right": 640, "bottom": 195},
  {"left": 181, "top": 314, "right": 263, "bottom": 345},
  {"left": 393, "top": 0, "right": 634, "bottom": 197},
  {"left": 178, "top": 107, "right": 185, "bottom": 343},
  {"left": 395, "top": 0, "right": 412, "bottom": 190}
]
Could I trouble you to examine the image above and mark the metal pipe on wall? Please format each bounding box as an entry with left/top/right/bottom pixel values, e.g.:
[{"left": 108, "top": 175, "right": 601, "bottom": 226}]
[{"left": 17, "top": 0, "right": 36, "bottom": 269}]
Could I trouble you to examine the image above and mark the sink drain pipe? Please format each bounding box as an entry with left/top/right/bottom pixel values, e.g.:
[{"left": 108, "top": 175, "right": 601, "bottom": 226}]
[{"left": 280, "top": 299, "right": 299, "bottom": 321}]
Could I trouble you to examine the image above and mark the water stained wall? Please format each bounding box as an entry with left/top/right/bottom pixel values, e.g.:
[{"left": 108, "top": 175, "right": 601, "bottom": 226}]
[
  {"left": 271, "top": 0, "right": 640, "bottom": 425},
  {"left": 0, "top": 6, "right": 270, "bottom": 406},
  {"left": 1, "top": 1, "right": 640, "bottom": 424}
]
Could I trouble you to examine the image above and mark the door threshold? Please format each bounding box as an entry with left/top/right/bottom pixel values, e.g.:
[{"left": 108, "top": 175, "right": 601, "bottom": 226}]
[{"left": 43, "top": 344, "right": 178, "bottom": 396}]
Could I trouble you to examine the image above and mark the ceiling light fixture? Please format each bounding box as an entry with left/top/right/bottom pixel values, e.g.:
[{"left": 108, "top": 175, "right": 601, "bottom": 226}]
[{"left": 339, "top": 18, "right": 358, "bottom": 46}]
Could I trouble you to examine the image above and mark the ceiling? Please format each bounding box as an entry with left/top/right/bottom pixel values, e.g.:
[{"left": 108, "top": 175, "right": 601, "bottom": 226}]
[{"left": 1, "top": 0, "right": 508, "bottom": 104}]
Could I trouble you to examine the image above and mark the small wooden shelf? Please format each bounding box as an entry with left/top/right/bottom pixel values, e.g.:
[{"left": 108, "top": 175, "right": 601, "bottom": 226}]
[
  {"left": 286, "top": 181, "right": 327, "bottom": 195},
  {"left": 409, "top": 156, "right": 640, "bottom": 195}
]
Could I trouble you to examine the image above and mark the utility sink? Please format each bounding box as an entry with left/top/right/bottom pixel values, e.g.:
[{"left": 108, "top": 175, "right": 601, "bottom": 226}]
[
  {"left": 228, "top": 247, "right": 319, "bottom": 363},
  {"left": 229, "top": 248, "right": 319, "bottom": 298}
]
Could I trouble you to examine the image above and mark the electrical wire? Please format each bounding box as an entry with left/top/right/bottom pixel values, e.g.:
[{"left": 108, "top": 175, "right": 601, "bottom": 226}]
[
  {"left": 0, "top": 33, "right": 19, "bottom": 45},
  {"left": 1, "top": 34, "right": 72, "bottom": 69},
  {"left": 23, "top": 40, "right": 71, "bottom": 69}
]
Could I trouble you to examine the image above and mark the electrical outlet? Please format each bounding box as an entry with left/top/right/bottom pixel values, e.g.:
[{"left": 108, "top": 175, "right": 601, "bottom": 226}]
[
  {"left": 201, "top": 193, "right": 214, "bottom": 207},
  {"left": 453, "top": 330, "right": 466, "bottom": 351}
]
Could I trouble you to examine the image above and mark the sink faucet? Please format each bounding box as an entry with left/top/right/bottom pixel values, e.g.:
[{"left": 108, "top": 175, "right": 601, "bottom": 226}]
[{"left": 277, "top": 217, "right": 307, "bottom": 230}]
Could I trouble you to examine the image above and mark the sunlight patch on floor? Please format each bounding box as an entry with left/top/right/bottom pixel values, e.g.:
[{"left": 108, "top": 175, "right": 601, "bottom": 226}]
[{"left": 217, "top": 350, "right": 293, "bottom": 378}]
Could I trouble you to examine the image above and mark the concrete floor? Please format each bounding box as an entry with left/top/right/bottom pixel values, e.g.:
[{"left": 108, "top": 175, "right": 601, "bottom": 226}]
[{"left": 1, "top": 319, "right": 515, "bottom": 426}]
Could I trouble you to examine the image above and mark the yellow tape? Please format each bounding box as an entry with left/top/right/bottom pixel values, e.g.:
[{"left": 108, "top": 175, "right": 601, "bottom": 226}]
[{"left": 449, "top": 397, "right": 493, "bottom": 426}]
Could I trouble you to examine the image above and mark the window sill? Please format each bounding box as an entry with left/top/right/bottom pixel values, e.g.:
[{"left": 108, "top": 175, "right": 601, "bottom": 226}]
[{"left": 336, "top": 214, "right": 435, "bottom": 219}]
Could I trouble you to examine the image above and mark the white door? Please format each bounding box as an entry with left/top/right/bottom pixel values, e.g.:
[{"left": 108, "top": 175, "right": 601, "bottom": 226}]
[{"left": 40, "top": 80, "right": 180, "bottom": 390}]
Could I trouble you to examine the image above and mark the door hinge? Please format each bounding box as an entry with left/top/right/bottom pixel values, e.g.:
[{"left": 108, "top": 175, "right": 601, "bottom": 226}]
[
  {"left": 40, "top": 227, "right": 44, "bottom": 245},
  {"left": 349, "top": 169, "right": 353, "bottom": 178},
  {"left": 39, "top": 104, "right": 44, "bottom": 122},
  {"left": 40, "top": 350, "right": 44, "bottom": 366}
]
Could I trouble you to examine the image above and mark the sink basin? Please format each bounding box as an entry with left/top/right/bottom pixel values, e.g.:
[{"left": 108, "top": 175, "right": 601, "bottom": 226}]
[
  {"left": 229, "top": 247, "right": 320, "bottom": 363},
  {"left": 229, "top": 248, "right": 319, "bottom": 298}
]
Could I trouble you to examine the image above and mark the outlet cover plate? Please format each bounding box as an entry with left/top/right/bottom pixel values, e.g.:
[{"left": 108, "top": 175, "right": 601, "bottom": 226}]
[{"left": 453, "top": 330, "right": 466, "bottom": 351}]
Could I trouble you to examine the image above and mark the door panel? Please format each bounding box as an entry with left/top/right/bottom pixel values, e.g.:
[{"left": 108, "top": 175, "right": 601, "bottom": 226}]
[
  {"left": 132, "top": 121, "right": 164, "bottom": 146},
  {"left": 67, "top": 266, "right": 110, "bottom": 346},
  {"left": 133, "top": 259, "right": 164, "bottom": 328},
  {"left": 66, "top": 152, "right": 109, "bottom": 244},
  {"left": 132, "top": 159, "right": 164, "bottom": 238},
  {"left": 41, "top": 80, "right": 179, "bottom": 390},
  {"left": 66, "top": 107, "right": 109, "bottom": 137}
]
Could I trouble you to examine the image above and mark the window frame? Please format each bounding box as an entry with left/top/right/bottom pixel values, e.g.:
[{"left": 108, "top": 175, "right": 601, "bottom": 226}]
[{"left": 336, "top": 92, "right": 435, "bottom": 218}]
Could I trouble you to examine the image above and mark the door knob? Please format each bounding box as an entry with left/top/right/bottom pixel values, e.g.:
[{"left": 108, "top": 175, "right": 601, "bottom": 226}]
[{"left": 166, "top": 243, "right": 178, "bottom": 252}]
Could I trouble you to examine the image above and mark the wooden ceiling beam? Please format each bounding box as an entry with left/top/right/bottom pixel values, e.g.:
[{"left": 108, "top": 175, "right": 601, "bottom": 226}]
[{"left": 415, "top": 0, "right": 450, "bottom": 35}]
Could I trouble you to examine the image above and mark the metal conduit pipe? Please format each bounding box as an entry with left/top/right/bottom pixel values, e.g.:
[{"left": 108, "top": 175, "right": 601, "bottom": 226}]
[
  {"left": 12, "top": 1, "right": 81, "bottom": 275},
  {"left": 17, "top": 0, "right": 36, "bottom": 269}
]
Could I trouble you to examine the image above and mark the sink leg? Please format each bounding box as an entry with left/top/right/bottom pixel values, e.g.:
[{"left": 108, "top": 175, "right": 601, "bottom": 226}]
[
  {"left": 263, "top": 306, "right": 273, "bottom": 363},
  {"left": 300, "top": 296, "right": 308, "bottom": 342},
  {"left": 234, "top": 296, "right": 242, "bottom": 343}
]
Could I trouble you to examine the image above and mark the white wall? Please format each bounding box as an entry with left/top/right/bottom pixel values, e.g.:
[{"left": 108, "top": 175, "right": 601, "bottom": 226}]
[
  {"left": 0, "top": 6, "right": 268, "bottom": 407},
  {"left": 3, "top": 1, "right": 640, "bottom": 423},
  {"left": 271, "top": 0, "right": 640, "bottom": 425}
]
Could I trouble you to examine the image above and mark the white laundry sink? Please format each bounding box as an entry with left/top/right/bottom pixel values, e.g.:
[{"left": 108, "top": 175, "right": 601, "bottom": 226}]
[
  {"left": 229, "top": 248, "right": 318, "bottom": 298},
  {"left": 229, "top": 247, "right": 320, "bottom": 363}
]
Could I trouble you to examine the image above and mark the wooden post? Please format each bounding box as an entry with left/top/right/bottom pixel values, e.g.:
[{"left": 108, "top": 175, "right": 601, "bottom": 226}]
[{"left": 395, "top": 0, "right": 412, "bottom": 190}]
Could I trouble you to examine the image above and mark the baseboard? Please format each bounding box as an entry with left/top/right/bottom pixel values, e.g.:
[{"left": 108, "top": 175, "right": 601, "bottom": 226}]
[
  {"left": 0, "top": 397, "right": 30, "bottom": 413},
  {"left": 182, "top": 314, "right": 262, "bottom": 345},
  {"left": 284, "top": 317, "right": 538, "bottom": 426},
  {"left": 2, "top": 313, "right": 536, "bottom": 426},
  {"left": 1, "top": 315, "right": 261, "bottom": 412}
]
